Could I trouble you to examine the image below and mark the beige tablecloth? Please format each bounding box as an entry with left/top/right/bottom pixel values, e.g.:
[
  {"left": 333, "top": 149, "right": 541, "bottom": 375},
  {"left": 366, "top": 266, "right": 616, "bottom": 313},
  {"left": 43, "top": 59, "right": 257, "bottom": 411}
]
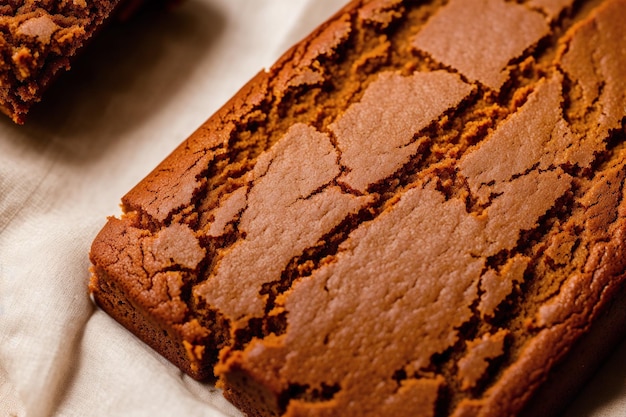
[{"left": 1, "top": 1, "right": 625, "bottom": 416}]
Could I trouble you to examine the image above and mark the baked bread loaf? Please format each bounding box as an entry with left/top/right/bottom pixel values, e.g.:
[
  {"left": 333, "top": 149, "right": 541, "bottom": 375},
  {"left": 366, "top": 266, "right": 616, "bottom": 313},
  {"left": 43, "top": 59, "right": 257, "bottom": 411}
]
[
  {"left": 0, "top": 0, "right": 129, "bottom": 124},
  {"left": 89, "top": 0, "right": 626, "bottom": 416}
]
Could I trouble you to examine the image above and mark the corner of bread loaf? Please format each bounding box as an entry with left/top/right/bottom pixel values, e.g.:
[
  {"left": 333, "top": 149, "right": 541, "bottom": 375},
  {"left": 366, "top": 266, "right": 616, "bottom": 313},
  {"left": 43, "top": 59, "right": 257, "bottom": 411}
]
[
  {"left": 89, "top": 216, "right": 216, "bottom": 381},
  {"left": 218, "top": 349, "right": 284, "bottom": 417}
]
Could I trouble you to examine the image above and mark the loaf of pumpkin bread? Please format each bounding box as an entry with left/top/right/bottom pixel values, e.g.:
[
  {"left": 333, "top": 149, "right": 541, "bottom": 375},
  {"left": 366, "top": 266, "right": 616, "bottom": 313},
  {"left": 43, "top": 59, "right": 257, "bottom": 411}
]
[{"left": 90, "top": 0, "right": 626, "bottom": 415}]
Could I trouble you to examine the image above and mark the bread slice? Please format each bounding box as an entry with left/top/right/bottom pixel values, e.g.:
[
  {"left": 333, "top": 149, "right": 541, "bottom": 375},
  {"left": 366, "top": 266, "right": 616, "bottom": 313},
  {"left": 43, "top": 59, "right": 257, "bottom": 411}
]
[
  {"left": 0, "top": 0, "right": 132, "bottom": 123},
  {"left": 90, "top": 0, "right": 626, "bottom": 415}
]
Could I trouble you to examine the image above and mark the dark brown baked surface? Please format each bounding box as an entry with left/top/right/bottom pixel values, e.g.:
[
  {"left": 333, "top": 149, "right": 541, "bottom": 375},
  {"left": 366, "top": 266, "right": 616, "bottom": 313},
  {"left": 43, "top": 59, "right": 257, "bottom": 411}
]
[
  {"left": 0, "top": 0, "right": 125, "bottom": 124},
  {"left": 89, "top": 0, "right": 626, "bottom": 416}
]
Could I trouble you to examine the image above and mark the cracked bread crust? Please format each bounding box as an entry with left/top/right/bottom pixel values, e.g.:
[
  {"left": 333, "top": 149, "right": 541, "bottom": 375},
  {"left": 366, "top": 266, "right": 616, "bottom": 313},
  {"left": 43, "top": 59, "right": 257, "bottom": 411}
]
[
  {"left": 0, "top": 0, "right": 128, "bottom": 123},
  {"left": 89, "top": 0, "right": 626, "bottom": 416}
]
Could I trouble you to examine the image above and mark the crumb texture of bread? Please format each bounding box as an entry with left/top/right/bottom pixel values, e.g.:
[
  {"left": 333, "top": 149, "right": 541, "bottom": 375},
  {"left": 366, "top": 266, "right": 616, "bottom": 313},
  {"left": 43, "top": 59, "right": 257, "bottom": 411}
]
[
  {"left": 0, "top": 0, "right": 123, "bottom": 123},
  {"left": 89, "top": 0, "right": 626, "bottom": 416}
]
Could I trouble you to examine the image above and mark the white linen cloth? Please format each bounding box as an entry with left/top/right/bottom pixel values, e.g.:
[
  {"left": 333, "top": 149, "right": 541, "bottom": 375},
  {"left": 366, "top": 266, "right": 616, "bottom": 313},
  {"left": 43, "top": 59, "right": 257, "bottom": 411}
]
[{"left": 0, "top": 1, "right": 624, "bottom": 416}]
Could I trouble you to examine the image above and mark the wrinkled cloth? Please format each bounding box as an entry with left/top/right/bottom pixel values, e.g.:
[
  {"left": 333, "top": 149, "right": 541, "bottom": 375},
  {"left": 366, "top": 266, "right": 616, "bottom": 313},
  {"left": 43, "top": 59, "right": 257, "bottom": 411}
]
[{"left": 0, "top": 1, "right": 624, "bottom": 416}]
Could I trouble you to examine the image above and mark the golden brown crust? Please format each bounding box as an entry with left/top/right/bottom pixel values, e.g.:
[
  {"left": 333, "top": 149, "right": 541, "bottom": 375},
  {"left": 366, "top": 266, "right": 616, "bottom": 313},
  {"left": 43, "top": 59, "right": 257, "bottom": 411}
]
[{"left": 90, "top": 0, "right": 626, "bottom": 415}]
